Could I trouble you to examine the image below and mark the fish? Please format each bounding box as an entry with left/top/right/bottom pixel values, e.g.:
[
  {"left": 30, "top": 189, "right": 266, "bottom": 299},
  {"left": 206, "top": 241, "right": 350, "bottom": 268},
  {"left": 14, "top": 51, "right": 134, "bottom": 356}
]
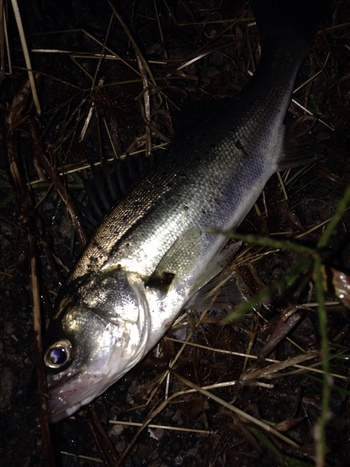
[{"left": 43, "top": 0, "right": 329, "bottom": 423}]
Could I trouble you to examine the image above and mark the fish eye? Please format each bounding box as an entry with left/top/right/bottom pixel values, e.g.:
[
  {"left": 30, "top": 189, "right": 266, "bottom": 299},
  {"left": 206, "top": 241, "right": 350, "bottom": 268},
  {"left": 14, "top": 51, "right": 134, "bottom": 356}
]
[{"left": 44, "top": 339, "right": 73, "bottom": 369}]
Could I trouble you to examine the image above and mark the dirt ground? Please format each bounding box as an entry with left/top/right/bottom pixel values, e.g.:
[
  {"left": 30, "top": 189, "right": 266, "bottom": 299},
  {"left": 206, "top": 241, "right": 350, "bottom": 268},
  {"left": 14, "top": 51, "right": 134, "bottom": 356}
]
[{"left": 1, "top": 0, "right": 350, "bottom": 465}]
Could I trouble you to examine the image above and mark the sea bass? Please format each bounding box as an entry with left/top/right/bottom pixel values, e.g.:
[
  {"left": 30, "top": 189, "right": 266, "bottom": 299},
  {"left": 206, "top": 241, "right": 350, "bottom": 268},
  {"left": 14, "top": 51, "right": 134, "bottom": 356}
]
[{"left": 43, "top": 0, "right": 329, "bottom": 422}]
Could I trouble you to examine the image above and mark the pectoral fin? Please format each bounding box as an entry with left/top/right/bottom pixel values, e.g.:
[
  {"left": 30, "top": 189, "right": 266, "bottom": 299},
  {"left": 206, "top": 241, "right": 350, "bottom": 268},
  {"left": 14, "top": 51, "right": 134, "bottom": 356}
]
[{"left": 146, "top": 228, "right": 205, "bottom": 291}]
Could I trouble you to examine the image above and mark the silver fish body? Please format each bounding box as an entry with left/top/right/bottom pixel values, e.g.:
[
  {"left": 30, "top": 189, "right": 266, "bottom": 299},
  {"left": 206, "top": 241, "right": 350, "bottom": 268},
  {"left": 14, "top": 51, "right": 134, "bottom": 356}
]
[{"left": 43, "top": 0, "right": 329, "bottom": 422}]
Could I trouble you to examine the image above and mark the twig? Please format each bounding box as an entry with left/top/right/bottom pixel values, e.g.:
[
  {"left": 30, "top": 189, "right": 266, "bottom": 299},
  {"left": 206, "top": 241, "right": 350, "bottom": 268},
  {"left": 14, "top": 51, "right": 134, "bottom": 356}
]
[
  {"left": 10, "top": 0, "right": 41, "bottom": 114},
  {"left": 4, "top": 77, "right": 54, "bottom": 466}
]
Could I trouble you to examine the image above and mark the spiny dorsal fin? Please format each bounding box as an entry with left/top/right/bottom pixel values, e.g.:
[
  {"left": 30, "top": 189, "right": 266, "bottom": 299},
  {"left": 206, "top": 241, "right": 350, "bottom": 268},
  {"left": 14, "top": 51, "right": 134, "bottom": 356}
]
[{"left": 79, "top": 154, "right": 157, "bottom": 232}]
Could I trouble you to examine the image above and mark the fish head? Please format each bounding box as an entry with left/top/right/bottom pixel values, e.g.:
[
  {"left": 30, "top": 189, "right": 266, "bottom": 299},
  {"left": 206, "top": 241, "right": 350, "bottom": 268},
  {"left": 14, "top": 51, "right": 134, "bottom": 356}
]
[{"left": 43, "top": 268, "right": 150, "bottom": 422}]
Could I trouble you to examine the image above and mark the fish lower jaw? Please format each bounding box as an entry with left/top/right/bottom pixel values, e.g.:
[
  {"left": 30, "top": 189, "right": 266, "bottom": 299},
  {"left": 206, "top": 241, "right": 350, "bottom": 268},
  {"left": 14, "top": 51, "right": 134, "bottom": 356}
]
[
  {"left": 49, "top": 389, "right": 106, "bottom": 422},
  {"left": 47, "top": 372, "right": 111, "bottom": 423},
  {"left": 47, "top": 354, "right": 140, "bottom": 421},
  {"left": 49, "top": 394, "right": 94, "bottom": 423},
  {"left": 59, "top": 402, "right": 82, "bottom": 421},
  {"left": 48, "top": 389, "right": 93, "bottom": 423}
]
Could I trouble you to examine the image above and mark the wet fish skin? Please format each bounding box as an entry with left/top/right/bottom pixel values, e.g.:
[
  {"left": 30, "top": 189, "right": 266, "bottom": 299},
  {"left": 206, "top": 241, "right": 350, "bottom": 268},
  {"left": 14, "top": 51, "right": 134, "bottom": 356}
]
[{"left": 43, "top": 0, "right": 329, "bottom": 423}]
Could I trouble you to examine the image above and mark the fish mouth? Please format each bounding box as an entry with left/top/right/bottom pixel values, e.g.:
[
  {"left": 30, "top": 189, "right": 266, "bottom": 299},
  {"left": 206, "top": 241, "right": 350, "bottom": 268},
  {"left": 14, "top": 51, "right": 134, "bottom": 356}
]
[
  {"left": 47, "top": 374, "right": 108, "bottom": 423},
  {"left": 46, "top": 343, "right": 138, "bottom": 422},
  {"left": 48, "top": 398, "right": 83, "bottom": 423},
  {"left": 47, "top": 387, "right": 87, "bottom": 423}
]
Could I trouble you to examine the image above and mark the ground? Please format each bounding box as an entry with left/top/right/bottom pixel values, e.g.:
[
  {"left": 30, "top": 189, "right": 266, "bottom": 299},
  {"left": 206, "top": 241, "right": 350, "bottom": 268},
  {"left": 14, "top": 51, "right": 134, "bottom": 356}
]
[{"left": 1, "top": 0, "right": 350, "bottom": 466}]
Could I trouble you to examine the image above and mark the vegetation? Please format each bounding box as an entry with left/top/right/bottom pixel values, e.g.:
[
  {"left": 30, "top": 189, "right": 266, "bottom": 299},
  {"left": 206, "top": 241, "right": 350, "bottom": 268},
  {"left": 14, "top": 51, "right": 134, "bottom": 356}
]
[{"left": 1, "top": 0, "right": 350, "bottom": 465}]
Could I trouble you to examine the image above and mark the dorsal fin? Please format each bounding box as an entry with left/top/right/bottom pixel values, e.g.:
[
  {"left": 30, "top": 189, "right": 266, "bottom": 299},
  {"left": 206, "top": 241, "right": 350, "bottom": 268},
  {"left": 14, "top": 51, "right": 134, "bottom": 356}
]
[
  {"left": 172, "top": 98, "right": 232, "bottom": 141},
  {"left": 79, "top": 154, "right": 157, "bottom": 232}
]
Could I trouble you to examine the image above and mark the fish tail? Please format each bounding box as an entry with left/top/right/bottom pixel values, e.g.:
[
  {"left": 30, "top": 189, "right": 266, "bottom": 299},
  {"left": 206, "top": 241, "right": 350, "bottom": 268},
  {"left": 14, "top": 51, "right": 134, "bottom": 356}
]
[{"left": 250, "top": 0, "right": 330, "bottom": 56}]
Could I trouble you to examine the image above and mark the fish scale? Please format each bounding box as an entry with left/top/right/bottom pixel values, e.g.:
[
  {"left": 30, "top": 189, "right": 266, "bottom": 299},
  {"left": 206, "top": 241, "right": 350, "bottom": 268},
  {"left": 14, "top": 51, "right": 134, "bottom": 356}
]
[{"left": 43, "top": 0, "right": 330, "bottom": 422}]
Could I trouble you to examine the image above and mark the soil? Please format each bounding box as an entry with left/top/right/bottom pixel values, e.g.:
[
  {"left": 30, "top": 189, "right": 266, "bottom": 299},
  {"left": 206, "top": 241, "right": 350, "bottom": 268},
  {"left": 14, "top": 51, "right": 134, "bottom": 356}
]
[{"left": 1, "top": 1, "right": 350, "bottom": 466}]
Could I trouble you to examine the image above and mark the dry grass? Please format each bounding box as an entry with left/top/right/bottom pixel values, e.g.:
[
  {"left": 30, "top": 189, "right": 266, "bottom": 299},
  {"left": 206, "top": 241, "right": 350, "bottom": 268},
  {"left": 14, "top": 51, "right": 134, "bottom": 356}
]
[{"left": 1, "top": 0, "right": 350, "bottom": 466}]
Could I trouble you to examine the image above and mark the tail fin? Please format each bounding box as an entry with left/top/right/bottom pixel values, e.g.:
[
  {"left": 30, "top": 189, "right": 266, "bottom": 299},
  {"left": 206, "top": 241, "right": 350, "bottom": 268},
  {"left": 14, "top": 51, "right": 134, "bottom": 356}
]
[{"left": 251, "top": 0, "right": 330, "bottom": 54}]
